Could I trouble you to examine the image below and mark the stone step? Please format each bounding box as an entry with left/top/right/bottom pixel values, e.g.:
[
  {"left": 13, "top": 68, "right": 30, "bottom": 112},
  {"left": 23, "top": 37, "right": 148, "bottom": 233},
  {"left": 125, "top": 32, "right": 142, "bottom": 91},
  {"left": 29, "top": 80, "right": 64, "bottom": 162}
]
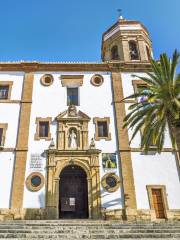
[
  {"left": 2, "top": 220, "right": 180, "bottom": 225},
  {"left": 2, "top": 239, "right": 178, "bottom": 240},
  {"left": 0, "top": 221, "right": 180, "bottom": 239},
  {"left": 1, "top": 225, "right": 180, "bottom": 230},
  {"left": 0, "top": 233, "right": 180, "bottom": 239},
  {"left": 2, "top": 221, "right": 180, "bottom": 224},
  {"left": 0, "top": 229, "right": 180, "bottom": 234}
]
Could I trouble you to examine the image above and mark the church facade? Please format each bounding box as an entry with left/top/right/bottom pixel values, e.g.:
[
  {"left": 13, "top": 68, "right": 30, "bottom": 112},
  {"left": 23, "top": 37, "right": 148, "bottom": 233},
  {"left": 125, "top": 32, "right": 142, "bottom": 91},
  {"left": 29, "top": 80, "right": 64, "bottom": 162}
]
[{"left": 0, "top": 17, "right": 180, "bottom": 221}]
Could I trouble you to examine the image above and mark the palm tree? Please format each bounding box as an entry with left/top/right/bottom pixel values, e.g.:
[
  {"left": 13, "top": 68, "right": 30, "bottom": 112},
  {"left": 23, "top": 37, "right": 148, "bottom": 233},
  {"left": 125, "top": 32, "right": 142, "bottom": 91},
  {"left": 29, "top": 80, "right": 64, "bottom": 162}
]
[{"left": 123, "top": 50, "right": 180, "bottom": 153}]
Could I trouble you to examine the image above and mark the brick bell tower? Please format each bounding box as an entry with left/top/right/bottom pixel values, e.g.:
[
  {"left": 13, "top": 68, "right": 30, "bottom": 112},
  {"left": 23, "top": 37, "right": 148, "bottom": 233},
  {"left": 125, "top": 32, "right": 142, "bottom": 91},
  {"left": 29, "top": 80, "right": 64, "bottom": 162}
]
[{"left": 101, "top": 15, "right": 153, "bottom": 62}]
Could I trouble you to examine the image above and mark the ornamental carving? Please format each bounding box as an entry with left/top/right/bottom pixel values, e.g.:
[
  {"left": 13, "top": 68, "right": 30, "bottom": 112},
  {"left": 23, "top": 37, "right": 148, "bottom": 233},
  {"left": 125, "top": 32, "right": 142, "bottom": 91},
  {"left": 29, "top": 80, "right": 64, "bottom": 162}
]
[{"left": 56, "top": 105, "right": 91, "bottom": 151}]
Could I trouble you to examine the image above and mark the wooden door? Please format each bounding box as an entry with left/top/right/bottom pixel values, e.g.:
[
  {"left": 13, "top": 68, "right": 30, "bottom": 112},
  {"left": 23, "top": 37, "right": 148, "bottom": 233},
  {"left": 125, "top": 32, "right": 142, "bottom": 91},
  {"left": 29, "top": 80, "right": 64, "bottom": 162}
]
[
  {"left": 59, "top": 165, "right": 88, "bottom": 219},
  {"left": 152, "top": 189, "right": 166, "bottom": 219}
]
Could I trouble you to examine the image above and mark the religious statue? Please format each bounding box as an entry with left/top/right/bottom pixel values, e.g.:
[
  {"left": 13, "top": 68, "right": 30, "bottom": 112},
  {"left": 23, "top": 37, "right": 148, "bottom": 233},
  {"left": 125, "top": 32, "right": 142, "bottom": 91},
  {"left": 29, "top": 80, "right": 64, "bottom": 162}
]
[
  {"left": 69, "top": 129, "right": 77, "bottom": 148},
  {"left": 90, "top": 138, "right": 96, "bottom": 149}
]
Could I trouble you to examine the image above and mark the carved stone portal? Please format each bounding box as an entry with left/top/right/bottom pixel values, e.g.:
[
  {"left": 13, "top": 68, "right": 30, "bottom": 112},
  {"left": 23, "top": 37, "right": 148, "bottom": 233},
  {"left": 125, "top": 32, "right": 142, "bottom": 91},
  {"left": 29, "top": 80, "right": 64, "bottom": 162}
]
[{"left": 46, "top": 106, "right": 102, "bottom": 219}]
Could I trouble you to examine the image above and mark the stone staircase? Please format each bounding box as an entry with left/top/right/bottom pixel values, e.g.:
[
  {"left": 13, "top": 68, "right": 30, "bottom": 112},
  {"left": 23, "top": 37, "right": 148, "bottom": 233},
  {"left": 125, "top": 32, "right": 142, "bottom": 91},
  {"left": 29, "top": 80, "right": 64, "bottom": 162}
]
[{"left": 0, "top": 220, "right": 180, "bottom": 239}]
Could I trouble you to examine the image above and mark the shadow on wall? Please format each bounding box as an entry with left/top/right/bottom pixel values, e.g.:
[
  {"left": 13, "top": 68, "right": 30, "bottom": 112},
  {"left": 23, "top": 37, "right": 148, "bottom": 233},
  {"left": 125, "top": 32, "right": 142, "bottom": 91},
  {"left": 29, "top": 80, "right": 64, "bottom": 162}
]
[
  {"left": 24, "top": 192, "right": 46, "bottom": 220},
  {"left": 101, "top": 188, "right": 122, "bottom": 209}
]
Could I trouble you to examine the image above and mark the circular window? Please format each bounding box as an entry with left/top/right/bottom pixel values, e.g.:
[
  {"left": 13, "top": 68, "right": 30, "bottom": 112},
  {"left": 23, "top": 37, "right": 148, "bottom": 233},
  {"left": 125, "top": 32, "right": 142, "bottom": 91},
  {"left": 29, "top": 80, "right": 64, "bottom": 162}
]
[
  {"left": 40, "top": 74, "right": 54, "bottom": 86},
  {"left": 91, "top": 74, "right": 104, "bottom": 87},
  {"left": 106, "top": 176, "right": 117, "bottom": 188},
  {"left": 26, "top": 172, "right": 44, "bottom": 192},
  {"left": 101, "top": 173, "right": 120, "bottom": 193},
  {"left": 31, "top": 176, "right": 41, "bottom": 187}
]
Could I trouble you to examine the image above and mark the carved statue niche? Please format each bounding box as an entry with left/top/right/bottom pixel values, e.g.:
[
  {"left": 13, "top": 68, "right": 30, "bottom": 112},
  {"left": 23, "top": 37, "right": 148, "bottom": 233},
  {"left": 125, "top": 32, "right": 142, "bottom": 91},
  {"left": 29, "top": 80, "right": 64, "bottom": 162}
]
[
  {"left": 56, "top": 106, "right": 91, "bottom": 151},
  {"left": 68, "top": 127, "right": 78, "bottom": 148}
]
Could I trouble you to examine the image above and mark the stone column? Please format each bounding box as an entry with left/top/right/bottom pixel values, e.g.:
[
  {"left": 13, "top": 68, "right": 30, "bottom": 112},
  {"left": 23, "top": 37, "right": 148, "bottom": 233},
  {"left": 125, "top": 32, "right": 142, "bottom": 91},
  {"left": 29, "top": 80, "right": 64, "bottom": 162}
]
[
  {"left": 137, "top": 38, "right": 147, "bottom": 61},
  {"left": 91, "top": 167, "right": 101, "bottom": 219},
  {"left": 46, "top": 151, "right": 57, "bottom": 219},
  {"left": 87, "top": 178, "right": 92, "bottom": 219},
  {"left": 122, "top": 37, "right": 130, "bottom": 62}
]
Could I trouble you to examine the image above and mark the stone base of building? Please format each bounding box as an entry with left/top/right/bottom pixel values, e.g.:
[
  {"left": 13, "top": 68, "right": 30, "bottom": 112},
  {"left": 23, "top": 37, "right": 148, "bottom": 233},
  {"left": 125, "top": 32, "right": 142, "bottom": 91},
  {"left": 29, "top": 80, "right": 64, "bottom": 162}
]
[{"left": 0, "top": 208, "right": 180, "bottom": 222}]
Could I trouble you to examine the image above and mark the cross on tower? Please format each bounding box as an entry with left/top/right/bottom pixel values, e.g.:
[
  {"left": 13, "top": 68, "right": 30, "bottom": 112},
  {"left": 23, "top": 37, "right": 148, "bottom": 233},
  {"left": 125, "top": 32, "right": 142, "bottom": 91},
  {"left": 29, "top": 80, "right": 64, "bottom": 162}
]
[{"left": 117, "top": 9, "right": 122, "bottom": 17}]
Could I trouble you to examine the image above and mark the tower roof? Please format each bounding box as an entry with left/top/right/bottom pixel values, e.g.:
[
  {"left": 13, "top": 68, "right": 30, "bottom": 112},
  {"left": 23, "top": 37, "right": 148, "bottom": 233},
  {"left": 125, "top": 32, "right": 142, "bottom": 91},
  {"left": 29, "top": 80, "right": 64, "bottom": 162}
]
[{"left": 102, "top": 18, "right": 149, "bottom": 42}]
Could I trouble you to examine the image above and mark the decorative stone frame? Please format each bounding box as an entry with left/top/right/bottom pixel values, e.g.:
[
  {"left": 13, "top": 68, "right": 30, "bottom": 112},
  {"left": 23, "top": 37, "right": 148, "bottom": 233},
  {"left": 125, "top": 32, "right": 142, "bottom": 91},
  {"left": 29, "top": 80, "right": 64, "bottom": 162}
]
[
  {"left": 0, "top": 81, "right": 13, "bottom": 100},
  {"left": 26, "top": 172, "right": 45, "bottom": 192},
  {"left": 146, "top": 185, "right": 168, "bottom": 219},
  {"left": 132, "top": 79, "right": 148, "bottom": 93},
  {"left": 56, "top": 108, "right": 90, "bottom": 151},
  {"left": 0, "top": 123, "right": 8, "bottom": 147},
  {"left": 90, "top": 74, "right": 104, "bottom": 87},
  {"left": 40, "top": 74, "right": 54, "bottom": 86},
  {"left": 46, "top": 153, "right": 102, "bottom": 219},
  {"left": 34, "top": 117, "right": 52, "bottom": 141},
  {"left": 101, "top": 173, "right": 121, "bottom": 193},
  {"left": 60, "top": 75, "right": 84, "bottom": 87},
  {"left": 93, "top": 117, "right": 111, "bottom": 141}
]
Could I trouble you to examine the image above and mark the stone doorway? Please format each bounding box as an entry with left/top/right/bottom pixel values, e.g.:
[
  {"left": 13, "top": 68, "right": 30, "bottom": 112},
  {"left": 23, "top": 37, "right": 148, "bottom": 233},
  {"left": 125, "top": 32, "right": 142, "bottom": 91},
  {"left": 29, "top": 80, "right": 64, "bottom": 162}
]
[{"left": 59, "top": 165, "right": 89, "bottom": 219}]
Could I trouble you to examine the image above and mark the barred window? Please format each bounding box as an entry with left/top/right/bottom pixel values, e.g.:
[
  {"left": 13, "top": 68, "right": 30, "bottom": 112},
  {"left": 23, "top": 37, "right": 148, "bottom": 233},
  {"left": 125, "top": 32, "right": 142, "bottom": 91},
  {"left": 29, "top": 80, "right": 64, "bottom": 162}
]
[{"left": 0, "top": 86, "right": 9, "bottom": 99}]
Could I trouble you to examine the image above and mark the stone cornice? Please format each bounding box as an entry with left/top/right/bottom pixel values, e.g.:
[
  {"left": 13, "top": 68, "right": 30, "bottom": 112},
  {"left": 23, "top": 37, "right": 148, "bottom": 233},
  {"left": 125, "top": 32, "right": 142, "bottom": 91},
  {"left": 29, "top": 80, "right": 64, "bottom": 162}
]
[
  {"left": 0, "top": 61, "right": 152, "bottom": 72},
  {"left": 46, "top": 149, "right": 101, "bottom": 156},
  {"left": 102, "top": 19, "right": 149, "bottom": 39}
]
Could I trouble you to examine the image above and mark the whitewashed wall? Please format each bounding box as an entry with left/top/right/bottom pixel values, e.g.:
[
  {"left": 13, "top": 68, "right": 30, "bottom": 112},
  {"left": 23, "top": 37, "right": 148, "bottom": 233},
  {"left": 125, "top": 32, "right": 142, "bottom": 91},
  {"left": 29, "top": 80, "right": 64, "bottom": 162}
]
[
  {"left": 0, "top": 73, "right": 24, "bottom": 208},
  {"left": 0, "top": 153, "right": 15, "bottom": 208},
  {"left": 121, "top": 72, "right": 180, "bottom": 209},
  {"left": 0, "top": 72, "right": 24, "bottom": 100},
  {"left": 23, "top": 72, "right": 122, "bottom": 209}
]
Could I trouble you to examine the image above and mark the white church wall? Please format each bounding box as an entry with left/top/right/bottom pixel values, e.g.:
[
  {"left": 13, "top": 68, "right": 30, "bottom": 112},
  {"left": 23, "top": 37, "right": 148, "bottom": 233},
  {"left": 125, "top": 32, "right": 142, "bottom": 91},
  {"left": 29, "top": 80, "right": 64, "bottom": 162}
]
[
  {"left": 121, "top": 72, "right": 173, "bottom": 148},
  {"left": 0, "top": 152, "right": 15, "bottom": 208},
  {"left": 131, "top": 152, "right": 180, "bottom": 209},
  {"left": 0, "top": 72, "right": 24, "bottom": 100},
  {"left": 0, "top": 73, "right": 23, "bottom": 208},
  {"left": 23, "top": 72, "right": 122, "bottom": 209},
  {"left": 0, "top": 104, "right": 20, "bottom": 148},
  {"left": 121, "top": 72, "right": 180, "bottom": 210}
]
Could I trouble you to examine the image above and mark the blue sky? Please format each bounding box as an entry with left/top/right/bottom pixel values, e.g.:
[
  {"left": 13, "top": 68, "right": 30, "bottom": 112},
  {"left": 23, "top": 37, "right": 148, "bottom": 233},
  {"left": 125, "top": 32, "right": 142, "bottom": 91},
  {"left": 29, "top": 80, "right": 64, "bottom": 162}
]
[{"left": 0, "top": 0, "right": 179, "bottom": 62}]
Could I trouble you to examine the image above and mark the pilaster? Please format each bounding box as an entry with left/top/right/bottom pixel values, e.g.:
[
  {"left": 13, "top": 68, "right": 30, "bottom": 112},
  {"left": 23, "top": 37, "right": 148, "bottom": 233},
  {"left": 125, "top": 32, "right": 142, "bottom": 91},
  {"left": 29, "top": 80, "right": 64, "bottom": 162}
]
[
  {"left": 111, "top": 69, "right": 137, "bottom": 220},
  {"left": 11, "top": 72, "right": 34, "bottom": 209}
]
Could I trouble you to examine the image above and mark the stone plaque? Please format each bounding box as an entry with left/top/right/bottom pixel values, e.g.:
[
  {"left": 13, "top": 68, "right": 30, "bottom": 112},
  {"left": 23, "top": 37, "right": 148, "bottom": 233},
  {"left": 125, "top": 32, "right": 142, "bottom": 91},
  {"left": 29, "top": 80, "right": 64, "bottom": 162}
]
[{"left": 30, "top": 154, "right": 44, "bottom": 172}]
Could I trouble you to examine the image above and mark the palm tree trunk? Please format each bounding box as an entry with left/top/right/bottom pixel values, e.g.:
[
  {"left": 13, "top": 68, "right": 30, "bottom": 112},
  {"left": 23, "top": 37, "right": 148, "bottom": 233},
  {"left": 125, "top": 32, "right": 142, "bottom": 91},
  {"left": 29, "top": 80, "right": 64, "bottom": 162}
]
[
  {"left": 167, "top": 116, "right": 180, "bottom": 168},
  {"left": 172, "top": 125, "right": 180, "bottom": 162}
]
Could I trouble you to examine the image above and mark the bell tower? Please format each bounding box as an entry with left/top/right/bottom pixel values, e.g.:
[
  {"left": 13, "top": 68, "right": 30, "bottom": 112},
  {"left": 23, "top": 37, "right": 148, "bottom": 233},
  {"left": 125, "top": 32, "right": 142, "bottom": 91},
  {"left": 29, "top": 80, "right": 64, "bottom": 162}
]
[{"left": 101, "top": 16, "right": 153, "bottom": 62}]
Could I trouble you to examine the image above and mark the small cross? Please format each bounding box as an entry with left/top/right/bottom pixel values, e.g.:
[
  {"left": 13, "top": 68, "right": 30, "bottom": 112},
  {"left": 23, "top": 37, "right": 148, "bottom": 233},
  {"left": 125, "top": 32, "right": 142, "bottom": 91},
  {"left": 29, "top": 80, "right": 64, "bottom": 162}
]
[{"left": 117, "top": 9, "right": 122, "bottom": 18}]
